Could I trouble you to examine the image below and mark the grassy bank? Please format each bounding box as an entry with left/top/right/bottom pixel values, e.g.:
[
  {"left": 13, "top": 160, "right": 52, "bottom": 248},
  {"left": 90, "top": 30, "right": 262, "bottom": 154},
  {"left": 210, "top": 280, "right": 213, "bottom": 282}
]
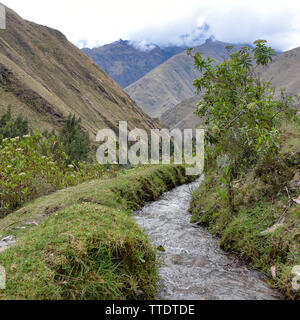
[
  {"left": 190, "top": 123, "right": 300, "bottom": 299},
  {"left": 0, "top": 165, "right": 194, "bottom": 300}
]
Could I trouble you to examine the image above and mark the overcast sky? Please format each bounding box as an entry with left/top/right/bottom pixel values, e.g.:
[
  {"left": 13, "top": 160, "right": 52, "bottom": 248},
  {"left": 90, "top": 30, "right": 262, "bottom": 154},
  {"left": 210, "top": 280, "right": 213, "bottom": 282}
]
[{"left": 3, "top": 0, "right": 300, "bottom": 51}]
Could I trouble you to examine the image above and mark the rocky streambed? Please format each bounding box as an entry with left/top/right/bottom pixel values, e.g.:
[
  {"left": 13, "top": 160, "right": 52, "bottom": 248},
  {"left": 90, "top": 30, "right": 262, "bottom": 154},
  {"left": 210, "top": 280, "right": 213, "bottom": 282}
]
[{"left": 134, "top": 178, "right": 283, "bottom": 300}]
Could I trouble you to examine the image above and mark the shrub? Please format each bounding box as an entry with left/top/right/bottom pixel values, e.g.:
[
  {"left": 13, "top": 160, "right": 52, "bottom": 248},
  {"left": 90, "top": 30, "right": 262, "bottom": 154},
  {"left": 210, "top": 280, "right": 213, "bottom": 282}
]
[
  {"left": 59, "top": 114, "right": 90, "bottom": 164},
  {"left": 0, "top": 133, "right": 104, "bottom": 217},
  {"left": 190, "top": 40, "right": 299, "bottom": 212},
  {"left": 0, "top": 107, "right": 29, "bottom": 142}
]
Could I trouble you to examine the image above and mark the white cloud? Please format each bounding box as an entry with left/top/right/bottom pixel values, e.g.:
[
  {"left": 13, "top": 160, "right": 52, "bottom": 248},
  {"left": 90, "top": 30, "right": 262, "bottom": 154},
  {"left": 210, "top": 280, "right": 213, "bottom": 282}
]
[{"left": 2, "top": 0, "right": 300, "bottom": 50}]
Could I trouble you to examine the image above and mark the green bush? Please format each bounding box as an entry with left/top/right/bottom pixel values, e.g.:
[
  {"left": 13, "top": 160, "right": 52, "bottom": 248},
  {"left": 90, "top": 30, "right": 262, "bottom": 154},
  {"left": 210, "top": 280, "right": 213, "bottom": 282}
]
[
  {"left": 0, "top": 107, "right": 29, "bottom": 142},
  {"left": 0, "top": 133, "right": 104, "bottom": 217},
  {"left": 59, "top": 114, "right": 90, "bottom": 164},
  {"left": 190, "top": 40, "right": 299, "bottom": 213}
]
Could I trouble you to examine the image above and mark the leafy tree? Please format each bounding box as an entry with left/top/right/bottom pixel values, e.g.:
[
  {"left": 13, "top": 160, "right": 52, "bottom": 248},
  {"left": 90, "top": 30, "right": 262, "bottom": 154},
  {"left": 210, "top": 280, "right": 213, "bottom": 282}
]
[
  {"left": 190, "top": 40, "right": 298, "bottom": 213},
  {"left": 0, "top": 106, "right": 29, "bottom": 142},
  {"left": 59, "top": 114, "right": 90, "bottom": 164}
]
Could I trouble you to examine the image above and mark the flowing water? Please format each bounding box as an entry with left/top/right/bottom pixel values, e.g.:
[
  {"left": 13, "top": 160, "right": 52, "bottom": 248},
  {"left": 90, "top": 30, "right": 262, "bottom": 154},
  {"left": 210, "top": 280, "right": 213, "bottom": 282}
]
[{"left": 134, "top": 178, "right": 283, "bottom": 300}]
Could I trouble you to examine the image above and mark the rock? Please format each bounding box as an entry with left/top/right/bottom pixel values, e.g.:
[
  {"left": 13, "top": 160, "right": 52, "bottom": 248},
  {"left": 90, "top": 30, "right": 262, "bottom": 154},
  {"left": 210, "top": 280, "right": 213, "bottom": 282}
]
[
  {"left": 25, "top": 221, "right": 39, "bottom": 226},
  {"left": 293, "top": 196, "right": 300, "bottom": 205},
  {"left": 271, "top": 266, "right": 276, "bottom": 279},
  {"left": 261, "top": 223, "right": 284, "bottom": 235},
  {"left": 170, "top": 254, "right": 182, "bottom": 265},
  {"left": 0, "top": 235, "right": 16, "bottom": 247},
  {"left": 192, "top": 257, "right": 206, "bottom": 267},
  {"left": 289, "top": 171, "right": 300, "bottom": 189},
  {"left": 291, "top": 266, "right": 300, "bottom": 292},
  {"left": 135, "top": 289, "right": 145, "bottom": 297}
]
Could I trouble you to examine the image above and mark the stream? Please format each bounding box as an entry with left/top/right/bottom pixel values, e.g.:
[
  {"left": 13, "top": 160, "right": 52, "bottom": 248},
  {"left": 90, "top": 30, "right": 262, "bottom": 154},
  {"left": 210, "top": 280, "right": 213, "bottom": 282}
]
[{"left": 134, "top": 178, "right": 283, "bottom": 300}]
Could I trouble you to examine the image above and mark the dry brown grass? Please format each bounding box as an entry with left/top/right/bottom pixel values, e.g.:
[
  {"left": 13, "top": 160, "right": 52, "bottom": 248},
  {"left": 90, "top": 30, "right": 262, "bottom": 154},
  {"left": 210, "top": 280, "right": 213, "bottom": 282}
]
[{"left": 0, "top": 5, "right": 160, "bottom": 138}]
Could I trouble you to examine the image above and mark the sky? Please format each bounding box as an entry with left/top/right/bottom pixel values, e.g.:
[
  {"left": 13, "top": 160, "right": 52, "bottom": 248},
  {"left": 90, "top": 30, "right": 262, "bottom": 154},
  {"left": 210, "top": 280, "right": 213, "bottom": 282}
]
[{"left": 2, "top": 0, "right": 300, "bottom": 51}]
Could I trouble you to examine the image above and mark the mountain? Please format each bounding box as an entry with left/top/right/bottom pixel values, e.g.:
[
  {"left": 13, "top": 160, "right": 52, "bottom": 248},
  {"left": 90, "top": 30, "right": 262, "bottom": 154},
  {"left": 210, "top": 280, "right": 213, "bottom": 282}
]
[
  {"left": 82, "top": 41, "right": 185, "bottom": 88},
  {"left": 161, "top": 46, "right": 300, "bottom": 130},
  {"left": 160, "top": 95, "right": 201, "bottom": 130},
  {"left": 261, "top": 46, "right": 300, "bottom": 98},
  {"left": 0, "top": 5, "right": 159, "bottom": 138},
  {"left": 125, "top": 39, "right": 243, "bottom": 119}
]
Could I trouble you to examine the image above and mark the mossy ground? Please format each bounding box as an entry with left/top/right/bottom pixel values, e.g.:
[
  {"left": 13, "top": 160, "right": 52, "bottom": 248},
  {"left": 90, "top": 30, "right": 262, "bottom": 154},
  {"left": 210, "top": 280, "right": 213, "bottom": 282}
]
[
  {"left": 190, "top": 122, "right": 300, "bottom": 299},
  {"left": 0, "top": 165, "right": 193, "bottom": 300}
]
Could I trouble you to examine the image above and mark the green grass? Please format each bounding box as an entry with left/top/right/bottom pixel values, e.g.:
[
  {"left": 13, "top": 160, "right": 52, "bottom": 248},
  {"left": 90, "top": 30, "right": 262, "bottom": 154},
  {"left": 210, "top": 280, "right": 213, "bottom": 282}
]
[
  {"left": 189, "top": 124, "right": 300, "bottom": 299},
  {"left": 0, "top": 165, "right": 194, "bottom": 300}
]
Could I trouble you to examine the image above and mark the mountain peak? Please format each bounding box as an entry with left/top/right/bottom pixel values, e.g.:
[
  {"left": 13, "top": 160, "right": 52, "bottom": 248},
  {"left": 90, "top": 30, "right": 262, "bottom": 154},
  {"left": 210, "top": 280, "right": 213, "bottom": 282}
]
[
  {"left": 205, "top": 36, "right": 216, "bottom": 44},
  {"left": 83, "top": 41, "right": 186, "bottom": 88}
]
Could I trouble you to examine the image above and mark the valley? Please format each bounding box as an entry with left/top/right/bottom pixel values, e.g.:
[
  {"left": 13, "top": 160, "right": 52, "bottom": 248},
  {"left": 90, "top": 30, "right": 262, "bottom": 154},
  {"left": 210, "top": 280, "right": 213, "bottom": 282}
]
[{"left": 0, "top": 2, "right": 299, "bottom": 302}]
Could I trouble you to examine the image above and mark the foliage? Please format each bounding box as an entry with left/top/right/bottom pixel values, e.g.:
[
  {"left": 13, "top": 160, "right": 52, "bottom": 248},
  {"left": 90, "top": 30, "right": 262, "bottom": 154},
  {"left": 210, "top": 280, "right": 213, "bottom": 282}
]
[
  {"left": 59, "top": 114, "right": 90, "bottom": 164},
  {"left": 190, "top": 155, "right": 300, "bottom": 299},
  {"left": 0, "top": 133, "right": 104, "bottom": 217},
  {"left": 0, "top": 165, "right": 192, "bottom": 300},
  {"left": 0, "top": 107, "right": 29, "bottom": 142},
  {"left": 191, "top": 40, "right": 299, "bottom": 212}
]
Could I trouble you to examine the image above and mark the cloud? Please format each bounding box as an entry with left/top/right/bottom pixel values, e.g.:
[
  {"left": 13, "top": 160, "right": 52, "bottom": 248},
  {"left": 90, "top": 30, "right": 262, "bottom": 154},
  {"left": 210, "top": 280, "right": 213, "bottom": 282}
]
[
  {"left": 128, "top": 22, "right": 212, "bottom": 48},
  {"left": 127, "top": 1, "right": 300, "bottom": 51},
  {"left": 128, "top": 40, "right": 157, "bottom": 52},
  {"left": 205, "top": 3, "right": 299, "bottom": 50},
  {"left": 3, "top": 0, "right": 300, "bottom": 51}
]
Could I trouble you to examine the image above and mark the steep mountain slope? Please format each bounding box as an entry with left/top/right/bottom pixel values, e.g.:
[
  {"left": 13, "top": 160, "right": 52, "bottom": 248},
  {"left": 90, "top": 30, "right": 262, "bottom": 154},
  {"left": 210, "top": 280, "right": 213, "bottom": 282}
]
[
  {"left": 261, "top": 46, "right": 300, "bottom": 98},
  {"left": 161, "top": 95, "right": 201, "bottom": 130},
  {"left": 82, "top": 41, "right": 185, "bottom": 88},
  {"left": 0, "top": 5, "right": 159, "bottom": 137},
  {"left": 125, "top": 39, "right": 243, "bottom": 119}
]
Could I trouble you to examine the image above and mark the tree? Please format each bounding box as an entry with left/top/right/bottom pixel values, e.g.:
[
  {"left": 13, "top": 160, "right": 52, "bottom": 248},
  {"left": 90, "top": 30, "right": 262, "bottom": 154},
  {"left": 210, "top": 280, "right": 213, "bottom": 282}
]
[
  {"left": 59, "top": 114, "right": 90, "bottom": 164},
  {"left": 190, "top": 40, "right": 298, "bottom": 213},
  {"left": 0, "top": 106, "right": 29, "bottom": 142}
]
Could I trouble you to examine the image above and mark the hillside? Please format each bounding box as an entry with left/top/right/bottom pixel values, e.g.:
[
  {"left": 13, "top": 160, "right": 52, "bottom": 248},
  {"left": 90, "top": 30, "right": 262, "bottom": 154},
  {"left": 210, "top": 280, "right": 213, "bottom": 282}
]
[
  {"left": 161, "top": 95, "right": 201, "bottom": 129},
  {"left": 82, "top": 41, "right": 185, "bottom": 88},
  {"left": 0, "top": 5, "right": 159, "bottom": 138},
  {"left": 125, "top": 39, "right": 243, "bottom": 119},
  {"left": 262, "top": 46, "right": 300, "bottom": 98}
]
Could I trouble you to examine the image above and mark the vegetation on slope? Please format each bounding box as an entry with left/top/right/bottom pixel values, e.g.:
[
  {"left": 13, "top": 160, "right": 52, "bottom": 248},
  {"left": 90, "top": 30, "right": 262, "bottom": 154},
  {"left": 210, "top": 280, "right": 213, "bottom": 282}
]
[
  {"left": 190, "top": 122, "right": 300, "bottom": 298},
  {"left": 188, "top": 41, "right": 300, "bottom": 299},
  {"left": 0, "top": 132, "right": 104, "bottom": 218},
  {"left": 0, "top": 165, "right": 193, "bottom": 300},
  {"left": 0, "top": 110, "right": 103, "bottom": 218},
  {"left": 0, "top": 106, "right": 29, "bottom": 140},
  {"left": 156, "top": 44, "right": 300, "bottom": 131}
]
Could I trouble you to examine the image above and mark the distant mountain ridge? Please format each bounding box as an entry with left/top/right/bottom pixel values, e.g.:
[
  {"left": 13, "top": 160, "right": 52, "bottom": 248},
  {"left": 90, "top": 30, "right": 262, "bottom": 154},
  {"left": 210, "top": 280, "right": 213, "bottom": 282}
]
[
  {"left": 0, "top": 5, "right": 160, "bottom": 137},
  {"left": 82, "top": 40, "right": 186, "bottom": 88},
  {"left": 125, "top": 39, "right": 244, "bottom": 119}
]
